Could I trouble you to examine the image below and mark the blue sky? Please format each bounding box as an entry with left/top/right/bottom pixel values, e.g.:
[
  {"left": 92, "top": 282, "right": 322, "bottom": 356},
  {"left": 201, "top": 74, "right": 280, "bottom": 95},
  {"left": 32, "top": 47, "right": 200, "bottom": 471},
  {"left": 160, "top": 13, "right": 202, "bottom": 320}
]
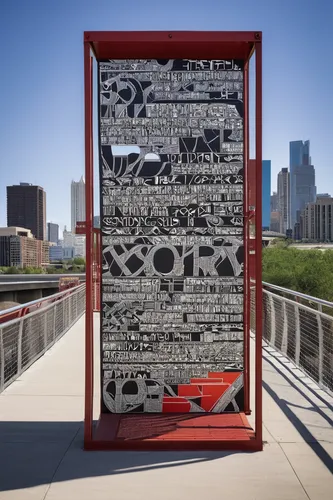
[{"left": 0, "top": 0, "right": 332, "bottom": 233}]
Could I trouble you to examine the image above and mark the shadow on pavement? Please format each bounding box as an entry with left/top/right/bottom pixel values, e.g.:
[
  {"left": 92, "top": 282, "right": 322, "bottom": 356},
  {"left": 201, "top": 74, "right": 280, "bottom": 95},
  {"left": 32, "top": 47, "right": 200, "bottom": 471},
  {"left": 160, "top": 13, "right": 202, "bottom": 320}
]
[
  {"left": 262, "top": 381, "right": 333, "bottom": 474},
  {"left": 0, "top": 421, "right": 240, "bottom": 492}
]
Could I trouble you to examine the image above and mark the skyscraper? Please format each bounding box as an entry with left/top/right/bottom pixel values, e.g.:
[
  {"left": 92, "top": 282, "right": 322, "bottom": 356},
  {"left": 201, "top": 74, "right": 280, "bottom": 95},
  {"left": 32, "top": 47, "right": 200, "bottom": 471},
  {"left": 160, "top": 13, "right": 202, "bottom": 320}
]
[
  {"left": 262, "top": 160, "right": 271, "bottom": 230},
  {"left": 93, "top": 215, "right": 100, "bottom": 228},
  {"left": 290, "top": 140, "right": 310, "bottom": 168},
  {"left": 289, "top": 140, "right": 316, "bottom": 233},
  {"left": 291, "top": 165, "right": 316, "bottom": 230},
  {"left": 7, "top": 183, "right": 46, "bottom": 240},
  {"left": 270, "top": 192, "right": 278, "bottom": 212},
  {"left": 301, "top": 195, "right": 333, "bottom": 242},
  {"left": 47, "top": 222, "right": 59, "bottom": 244},
  {"left": 277, "top": 168, "right": 290, "bottom": 234},
  {"left": 71, "top": 176, "right": 85, "bottom": 232}
]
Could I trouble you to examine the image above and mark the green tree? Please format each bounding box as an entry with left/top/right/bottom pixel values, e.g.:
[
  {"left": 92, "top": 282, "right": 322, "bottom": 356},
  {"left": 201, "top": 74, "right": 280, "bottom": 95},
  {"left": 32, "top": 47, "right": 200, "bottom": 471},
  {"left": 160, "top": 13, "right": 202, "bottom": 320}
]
[
  {"left": 73, "top": 257, "right": 85, "bottom": 266},
  {"left": 263, "top": 247, "right": 333, "bottom": 301}
]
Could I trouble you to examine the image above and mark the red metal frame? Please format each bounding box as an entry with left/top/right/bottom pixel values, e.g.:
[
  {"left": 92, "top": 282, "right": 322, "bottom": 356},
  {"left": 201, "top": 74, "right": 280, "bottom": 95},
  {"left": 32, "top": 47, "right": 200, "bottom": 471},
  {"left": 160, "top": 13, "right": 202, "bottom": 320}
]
[
  {"left": 83, "top": 31, "right": 263, "bottom": 451},
  {"left": 254, "top": 41, "right": 263, "bottom": 446},
  {"left": 92, "top": 230, "right": 101, "bottom": 312},
  {"left": 248, "top": 159, "right": 257, "bottom": 279},
  {"left": 243, "top": 58, "right": 250, "bottom": 415},
  {"left": 84, "top": 44, "right": 94, "bottom": 445}
]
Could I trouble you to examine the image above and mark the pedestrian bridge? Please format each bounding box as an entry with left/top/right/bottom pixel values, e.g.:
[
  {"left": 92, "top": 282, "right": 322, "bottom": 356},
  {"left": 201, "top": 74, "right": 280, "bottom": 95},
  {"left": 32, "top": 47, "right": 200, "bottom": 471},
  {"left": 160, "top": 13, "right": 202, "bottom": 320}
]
[{"left": 0, "top": 283, "right": 333, "bottom": 499}]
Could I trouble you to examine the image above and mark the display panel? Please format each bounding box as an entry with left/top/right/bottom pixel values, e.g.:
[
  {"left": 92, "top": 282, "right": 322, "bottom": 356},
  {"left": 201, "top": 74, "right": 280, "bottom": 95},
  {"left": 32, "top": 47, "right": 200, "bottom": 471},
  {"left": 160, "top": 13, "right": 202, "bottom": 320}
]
[{"left": 99, "top": 59, "right": 244, "bottom": 413}]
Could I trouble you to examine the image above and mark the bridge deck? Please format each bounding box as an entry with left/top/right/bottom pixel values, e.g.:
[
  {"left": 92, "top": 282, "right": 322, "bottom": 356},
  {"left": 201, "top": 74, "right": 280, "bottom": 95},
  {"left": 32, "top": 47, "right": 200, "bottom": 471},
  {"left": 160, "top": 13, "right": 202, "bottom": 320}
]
[{"left": 0, "top": 314, "right": 333, "bottom": 499}]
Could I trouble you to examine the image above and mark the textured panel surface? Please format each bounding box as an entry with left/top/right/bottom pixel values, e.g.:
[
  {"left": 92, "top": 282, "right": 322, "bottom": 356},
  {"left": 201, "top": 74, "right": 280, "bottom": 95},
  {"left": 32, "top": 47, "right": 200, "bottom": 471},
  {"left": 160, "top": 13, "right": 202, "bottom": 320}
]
[{"left": 99, "top": 59, "right": 244, "bottom": 413}]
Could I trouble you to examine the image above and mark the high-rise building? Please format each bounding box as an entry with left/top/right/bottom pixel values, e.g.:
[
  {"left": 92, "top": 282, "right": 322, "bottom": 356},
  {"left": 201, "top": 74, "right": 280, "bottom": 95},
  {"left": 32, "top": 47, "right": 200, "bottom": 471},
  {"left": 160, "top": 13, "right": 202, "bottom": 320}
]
[
  {"left": 270, "top": 192, "right": 278, "bottom": 212},
  {"left": 47, "top": 222, "right": 59, "bottom": 244},
  {"left": 63, "top": 226, "right": 75, "bottom": 247},
  {"left": 277, "top": 168, "right": 290, "bottom": 234},
  {"left": 270, "top": 212, "right": 280, "bottom": 233},
  {"left": 6, "top": 183, "right": 46, "bottom": 240},
  {"left": 71, "top": 176, "right": 85, "bottom": 232},
  {"left": 289, "top": 140, "right": 316, "bottom": 233},
  {"left": 63, "top": 226, "right": 86, "bottom": 258},
  {"left": 49, "top": 246, "right": 64, "bottom": 262},
  {"left": 74, "top": 236, "right": 86, "bottom": 258},
  {"left": 291, "top": 164, "right": 316, "bottom": 231},
  {"left": 301, "top": 195, "right": 333, "bottom": 242},
  {"left": 290, "top": 140, "right": 310, "bottom": 168},
  {"left": 0, "top": 227, "right": 49, "bottom": 267},
  {"left": 93, "top": 215, "right": 100, "bottom": 228},
  {"left": 262, "top": 160, "right": 271, "bottom": 230}
]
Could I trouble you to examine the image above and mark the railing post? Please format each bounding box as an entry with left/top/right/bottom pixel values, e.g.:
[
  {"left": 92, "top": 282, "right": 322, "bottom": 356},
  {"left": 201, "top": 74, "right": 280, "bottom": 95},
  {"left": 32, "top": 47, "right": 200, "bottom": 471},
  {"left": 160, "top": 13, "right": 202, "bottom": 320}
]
[
  {"left": 268, "top": 294, "right": 276, "bottom": 345},
  {"left": 295, "top": 305, "right": 301, "bottom": 365},
  {"left": 17, "top": 318, "right": 24, "bottom": 374},
  {"left": 63, "top": 298, "right": 65, "bottom": 331},
  {"left": 0, "top": 328, "right": 4, "bottom": 392},
  {"left": 53, "top": 304, "right": 57, "bottom": 343},
  {"left": 67, "top": 296, "right": 70, "bottom": 328},
  {"left": 281, "top": 301, "right": 288, "bottom": 354},
  {"left": 44, "top": 311, "right": 48, "bottom": 353},
  {"left": 317, "top": 312, "right": 323, "bottom": 387}
]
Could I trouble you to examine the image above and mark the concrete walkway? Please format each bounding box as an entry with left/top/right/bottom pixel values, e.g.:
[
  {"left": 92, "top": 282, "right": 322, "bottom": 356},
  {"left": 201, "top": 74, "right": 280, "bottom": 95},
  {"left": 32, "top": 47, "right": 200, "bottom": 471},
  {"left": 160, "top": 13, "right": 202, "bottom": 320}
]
[{"left": 0, "top": 314, "right": 332, "bottom": 500}]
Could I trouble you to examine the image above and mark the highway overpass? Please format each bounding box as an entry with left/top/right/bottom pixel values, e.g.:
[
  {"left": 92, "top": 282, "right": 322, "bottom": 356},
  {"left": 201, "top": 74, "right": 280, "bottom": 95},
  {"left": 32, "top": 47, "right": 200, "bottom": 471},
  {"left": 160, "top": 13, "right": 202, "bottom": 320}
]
[{"left": 0, "top": 274, "right": 85, "bottom": 304}]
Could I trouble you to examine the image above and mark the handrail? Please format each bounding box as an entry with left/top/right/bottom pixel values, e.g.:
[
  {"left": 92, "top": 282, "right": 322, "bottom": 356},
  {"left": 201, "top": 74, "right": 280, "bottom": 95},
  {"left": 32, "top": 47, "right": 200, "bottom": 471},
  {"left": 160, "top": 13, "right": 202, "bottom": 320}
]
[
  {"left": 1, "top": 284, "right": 86, "bottom": 329},
  {"left": 264, "top": 289, "right": 333, "bottom": 322},
  {"left": 262, "top": 281, "right": 333, "bottom": 309},
  {"left": 258, "top": 282, "right": 333, "bottom": 395},
  {"left": 0, "top": 283, "right": 86, "bottom": 323}
]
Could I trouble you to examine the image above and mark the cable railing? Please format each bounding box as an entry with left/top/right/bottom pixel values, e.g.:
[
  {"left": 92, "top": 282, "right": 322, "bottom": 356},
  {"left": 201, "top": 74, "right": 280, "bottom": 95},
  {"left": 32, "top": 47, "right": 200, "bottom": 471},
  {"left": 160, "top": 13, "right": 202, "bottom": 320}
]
[
  {"left": 251, "top": 282, "right": 333, "bottom": 394},
  {"left": 0, "top": 283, "right": 85, "bottom": 325},
  {"left": 0, "top": 284, "right": 86, "bottom": 392},
  {"left": 262, "top": 281, "right": 333, "bottom": 314}
]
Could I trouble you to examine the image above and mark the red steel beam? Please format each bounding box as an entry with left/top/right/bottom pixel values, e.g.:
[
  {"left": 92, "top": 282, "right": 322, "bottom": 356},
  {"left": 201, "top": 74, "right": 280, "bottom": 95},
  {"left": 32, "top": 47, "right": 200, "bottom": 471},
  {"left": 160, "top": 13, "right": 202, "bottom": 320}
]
[
  {"left": 254, "top": 38, "right": 263, "bottom": 449},
  {"left": 85, "top": 30, "right": 260, "bottom": 43},
  {"left": 84, "top": 31, "right": 259, "bottom": 61},
  {"left": 84, "top": 43, "right": 94, "bottom": 447},
  {"left": 243, "top": 60, "right": 250, "bottom": 415}
]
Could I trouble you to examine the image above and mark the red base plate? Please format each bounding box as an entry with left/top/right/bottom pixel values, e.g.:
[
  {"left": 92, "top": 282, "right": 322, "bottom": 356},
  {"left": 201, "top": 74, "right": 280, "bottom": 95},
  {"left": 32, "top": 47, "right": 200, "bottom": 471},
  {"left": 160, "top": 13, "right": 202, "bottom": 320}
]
[{"left": 87, "top": 413, "right": 259, "bottom": 451}]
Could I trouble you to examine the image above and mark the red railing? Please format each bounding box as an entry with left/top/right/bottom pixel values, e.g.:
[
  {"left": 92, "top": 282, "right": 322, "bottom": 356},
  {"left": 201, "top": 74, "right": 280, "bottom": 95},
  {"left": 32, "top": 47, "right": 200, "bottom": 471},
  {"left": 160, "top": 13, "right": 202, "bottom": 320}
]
[{"left": 0, "top": 283, "right": 85, "bottom": 325}]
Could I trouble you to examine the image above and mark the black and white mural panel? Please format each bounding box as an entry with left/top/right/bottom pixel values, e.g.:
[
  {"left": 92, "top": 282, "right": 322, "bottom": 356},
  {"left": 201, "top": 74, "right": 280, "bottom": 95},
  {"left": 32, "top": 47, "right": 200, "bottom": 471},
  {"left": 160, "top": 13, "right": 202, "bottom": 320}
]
[{"left": 99, "top": 58, "right": 244, "bottom": 414}]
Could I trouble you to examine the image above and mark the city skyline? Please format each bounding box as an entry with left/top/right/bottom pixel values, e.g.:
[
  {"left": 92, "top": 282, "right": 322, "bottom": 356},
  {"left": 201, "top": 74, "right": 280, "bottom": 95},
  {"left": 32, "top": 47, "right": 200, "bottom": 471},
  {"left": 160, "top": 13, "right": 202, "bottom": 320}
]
[
  {"left": 269, "top": 139, "right": 332, "bottom": 240},
  {"left": 3, "top": 136, "right": 326, "bottom": 240},
  {"left": 0, "top": 0, "right": 332, "bottom": 230}
]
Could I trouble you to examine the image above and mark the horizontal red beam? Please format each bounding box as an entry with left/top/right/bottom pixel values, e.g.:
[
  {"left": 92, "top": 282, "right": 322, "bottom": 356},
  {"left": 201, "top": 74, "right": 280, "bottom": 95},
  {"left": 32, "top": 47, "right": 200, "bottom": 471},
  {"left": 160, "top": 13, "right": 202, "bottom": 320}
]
[
  {"left": 85, "top": 31, "right": 261, "bottom": 43},
  {"left": 84, "top": 31, "right": 260, "bottom": 61}
]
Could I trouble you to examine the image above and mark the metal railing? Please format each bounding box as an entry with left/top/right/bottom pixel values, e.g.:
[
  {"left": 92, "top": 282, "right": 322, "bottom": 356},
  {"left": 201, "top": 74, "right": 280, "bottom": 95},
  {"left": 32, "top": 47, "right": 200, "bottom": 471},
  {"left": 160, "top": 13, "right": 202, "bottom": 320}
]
[
  {"left": 0, "top": 284, "right": 86, "bottom": 392},
  {"left": 251, "top": 281, "right": 333, "bottom": 394},
  {"left": 0, "top": 283, "right": 86, "bottom": 325},
  {"left": 262, "top": 281, "right": 333, "bottom": 314}
]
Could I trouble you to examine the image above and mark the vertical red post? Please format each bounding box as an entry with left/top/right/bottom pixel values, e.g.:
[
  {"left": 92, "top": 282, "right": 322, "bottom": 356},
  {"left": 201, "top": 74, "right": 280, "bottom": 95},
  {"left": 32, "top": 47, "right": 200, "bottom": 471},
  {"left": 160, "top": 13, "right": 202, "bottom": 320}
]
[
  {"left": 92, "top": 232, "right": 96, "bottom": 311},
  {"left": 97, "top": 230, "right": 101, "bottom": 312},
  {"left": 84, "top": 41, "right": 94, "bottom": 446},
  {"left": 243, "top": 59, "right": 250, "bottom": 415},
  {"left": 254, "top": 38, "right": 263, "bottom": 448}
]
